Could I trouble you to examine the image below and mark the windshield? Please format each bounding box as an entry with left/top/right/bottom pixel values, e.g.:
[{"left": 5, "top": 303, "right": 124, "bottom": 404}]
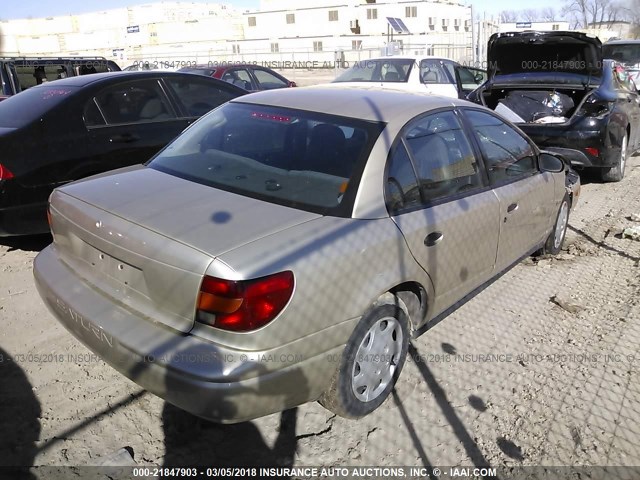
[
  {"left": 0, "top": 85, "right": 77, "bottom": 128},
  {"left": 333, "top": 58, "right": 414, "bottom": 83},
  {"left": 149, "top": 102, "right": 384, "bottom": 216},
  {"left": 603, "top": 44, "right": 640, "bottom": 67}
]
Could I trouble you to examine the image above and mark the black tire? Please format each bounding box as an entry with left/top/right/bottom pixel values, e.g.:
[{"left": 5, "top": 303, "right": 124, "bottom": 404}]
[
  {"left": 319, "top": 298, "right": 410, "bottom": 419},
  {"left": 601, "top": 132, "right": 628, "bottom": 182},
  {"left": 542, "top": 195, "right": 570, "bottom": 255}
]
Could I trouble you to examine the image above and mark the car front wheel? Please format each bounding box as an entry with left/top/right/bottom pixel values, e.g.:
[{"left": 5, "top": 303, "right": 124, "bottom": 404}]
[{"left": 319, "top": 297, "right": 410, "bottom": 418}]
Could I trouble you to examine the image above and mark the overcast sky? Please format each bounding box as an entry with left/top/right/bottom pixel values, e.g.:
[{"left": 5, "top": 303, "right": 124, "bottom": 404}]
[{"left": 1, "top": 0, "right": 562, "bottom": 21}]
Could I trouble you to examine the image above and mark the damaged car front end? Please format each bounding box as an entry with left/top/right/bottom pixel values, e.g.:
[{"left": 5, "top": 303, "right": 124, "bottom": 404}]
[{"left": 468, "top": 31, "right": 640, "bottom": 182}]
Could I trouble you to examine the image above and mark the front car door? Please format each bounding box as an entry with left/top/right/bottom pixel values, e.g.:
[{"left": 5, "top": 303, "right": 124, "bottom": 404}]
[
  {"left": 461, "top": 108, "right": 557, "bottom": 272},
  {"left": 386, "top": 109, "right": 501, "bottom": 317}
]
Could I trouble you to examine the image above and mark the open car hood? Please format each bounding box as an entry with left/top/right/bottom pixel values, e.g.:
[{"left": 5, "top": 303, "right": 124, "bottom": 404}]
[{"left": 487, "top": 31, "right": 602, "bottom": 82}]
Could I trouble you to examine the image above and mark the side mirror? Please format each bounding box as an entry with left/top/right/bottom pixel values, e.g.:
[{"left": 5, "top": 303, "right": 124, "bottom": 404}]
[{"left": 539, "top": 152, "right": 566, "bottom": 173}]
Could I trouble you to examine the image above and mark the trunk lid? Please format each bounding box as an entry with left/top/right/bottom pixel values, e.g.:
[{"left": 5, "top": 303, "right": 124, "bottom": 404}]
[
  {"left": 50, "top": 166, "right": 320, "bottom": 333},
  {"left": 487, "top": 31, "right": 602, "bottom": 83}
]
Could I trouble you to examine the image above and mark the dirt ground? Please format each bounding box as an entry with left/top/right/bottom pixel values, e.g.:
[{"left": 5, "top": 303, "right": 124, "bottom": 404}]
[{"left": 1, "top": 149, "right": 639, "bottom": 474}]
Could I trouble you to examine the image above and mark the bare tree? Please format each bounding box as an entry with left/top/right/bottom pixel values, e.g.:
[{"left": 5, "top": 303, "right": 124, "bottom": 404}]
[
  {"left": 500, "top": 10, "right": 519, "bottom": 23},
  {"left": 540, "top": 7, "right": 557, "bottom": 21},
  {"left": 563, "top": 0, "right": 622, "bottom": 27},
  {"left": 522, "top": 9, "right": 539, "bottom": 21}
]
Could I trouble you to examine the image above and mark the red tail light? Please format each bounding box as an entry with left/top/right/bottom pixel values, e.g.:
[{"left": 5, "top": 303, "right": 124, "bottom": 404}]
[
  {"left": 0, "top": 164, "right": 14, "bottom": 180},
  {"left": 196, "top": 271, "right": 294, "bottom": 332},
  {"left": 585, "top": 147, "right": 600, "bottom": 157}
]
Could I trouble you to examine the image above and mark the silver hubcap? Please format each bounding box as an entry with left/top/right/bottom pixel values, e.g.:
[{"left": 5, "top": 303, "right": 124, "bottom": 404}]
[
  {"left": 351, "top": 316, "right": 403, "bottom": 402},
  {"left": 620, "top": 135, "right": 627, "bottom": 174},
  {"left": 554, "top": 201, "right": 569, "bottom": 250}
]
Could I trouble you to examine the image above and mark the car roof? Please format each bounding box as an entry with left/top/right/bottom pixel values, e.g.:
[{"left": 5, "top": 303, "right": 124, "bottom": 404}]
[
  {"left": 604, "top": 40, "right": 640, "bottom": 45},
  {"left": 356, "top": 55, "right": 455, "bottom": 62},
  {"left": 49, "top": 70, "right": 219, "bottom": 88},
  {"left": 231, "top": 85, "right": 468, "bottom": 123}
]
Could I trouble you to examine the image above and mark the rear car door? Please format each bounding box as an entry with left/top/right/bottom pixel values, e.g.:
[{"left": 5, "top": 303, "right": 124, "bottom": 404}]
[
  {"left": 461, "top": 108, "right": 556, "bottom": 272},
  {"left": 613, "top": 64, "right": 640, "bottom": 151},
  {"left": 84, "top": 78, "right": 189, "bottom": 172},
  {"left": 386, "top": 109, "right": 501, "bottom": 317}
]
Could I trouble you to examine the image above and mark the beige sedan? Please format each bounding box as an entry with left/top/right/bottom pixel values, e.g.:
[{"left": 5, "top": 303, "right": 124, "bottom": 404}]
[{"left": 34, "top": 86, "right": 579, "bottom": 422}]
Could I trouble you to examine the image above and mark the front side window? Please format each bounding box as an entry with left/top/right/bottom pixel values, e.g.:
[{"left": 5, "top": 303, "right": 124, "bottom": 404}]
[
  {"left": 149, "top": 103, "right": 384, "bottom": 216},
  {"left": 420, "top": 59, "right": 452, "bottom": 84},
  {"left": 92, "top": 80, "right": 175, "bottom": 125},
  {"left": 464, "top": 109, "right": 536, "bottom": 183},
  {"left": 253, "top": 69, "right": 287, "bottom": 90}
]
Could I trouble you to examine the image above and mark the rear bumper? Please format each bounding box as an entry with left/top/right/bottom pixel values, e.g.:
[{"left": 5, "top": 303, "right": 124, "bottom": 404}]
[
  {"left": 520, "top": 122, "right": 619, "bottom": 169},
  {"left": 33, "top": 245, "right": 342, "bottom": 423},
  {"left": 0, "top": 201, "right": 50, "bottom": 236}
]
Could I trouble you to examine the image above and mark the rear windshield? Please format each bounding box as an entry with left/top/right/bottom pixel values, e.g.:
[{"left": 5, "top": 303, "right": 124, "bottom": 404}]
[
  {"left": 333, "top": 59, "right": 414, "bottom": 83},
  {"left": 149, "top": 102, "right": 384, "bottom": 216},
  {"left": 179, "top": 67, "right": 216, "bottom": 77},
  {"left": 0, "top": 85, "right": 77, "bottom": 128},
  {"left": 603, "top": 44, "right": 640, "bottom": 66}
]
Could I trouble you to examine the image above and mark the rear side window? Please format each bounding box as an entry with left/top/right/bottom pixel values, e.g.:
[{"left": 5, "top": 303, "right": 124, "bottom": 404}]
[
  {"left": 149, "top": 102, "right": 384, "bottom": 216},
  {"left": 164, "top": 77, "right": 241, "bottom": 117},
  {"left": 91, "top": 79, "right": 176, "bottom": 125},
  {"left": 464, "top": 109, "right": 536, "bottom": 182},
  {"left": 405, "top": 110, "right": 483, "bottom": 202},
  {"left": 0, "top": 85, "right": 77, "bottom": 128}
]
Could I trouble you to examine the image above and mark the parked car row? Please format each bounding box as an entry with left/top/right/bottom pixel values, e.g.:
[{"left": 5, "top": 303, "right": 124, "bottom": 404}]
[
  {"left": 5, "top": 29, "right": 638, "bottom": 424},
  {"left": 0, "top": 71, "right": 246, "bottom": 235}
]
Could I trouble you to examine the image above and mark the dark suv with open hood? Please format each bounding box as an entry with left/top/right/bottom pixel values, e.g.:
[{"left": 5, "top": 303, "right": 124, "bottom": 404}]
[{"left": 468, "top": 31, "right": 640, "bottom": 182}]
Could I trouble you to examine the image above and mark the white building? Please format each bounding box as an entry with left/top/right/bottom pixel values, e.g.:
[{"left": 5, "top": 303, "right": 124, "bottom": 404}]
[
  {"left": 0, "top": 2, "right": 243, "bottom": 64},
  {"left": 1, "top": 0, "right": 474, "bottom": 66},
  {"left": 240, "top": 0, "right": 474, "bottom": 64},
  {"left": 498, "top": 21, "right": 571, "bottom": 34}
]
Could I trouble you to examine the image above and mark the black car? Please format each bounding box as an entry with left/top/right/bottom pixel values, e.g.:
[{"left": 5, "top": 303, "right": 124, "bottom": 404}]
[
  {"left": 0, "top": 71, "right": 246, "bottom": 236},
  {"left": 468, "top": 31, "right": 640, "bottom": 182}
]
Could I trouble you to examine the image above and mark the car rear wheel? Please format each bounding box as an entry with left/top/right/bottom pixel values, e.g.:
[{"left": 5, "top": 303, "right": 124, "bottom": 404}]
[
  {"left": 319, "top": 297, "right": 410, "bottom": 418},
  {"left": 601, "top": 133, "right": 627, "bottom": 182},
  {"left": 542, "top": 195, "right": 570, "bottom": 255}
]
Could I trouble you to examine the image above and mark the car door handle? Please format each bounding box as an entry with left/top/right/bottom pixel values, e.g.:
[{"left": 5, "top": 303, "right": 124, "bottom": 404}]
[
  {"left": 110, "top": 133, "right": 140, "bottom": 144},
  {"left": 424, "top": 232, "right": 444, "bottom": 247},
  {"left": 507, "top": 203, "right": 519, "bottom": 213}
]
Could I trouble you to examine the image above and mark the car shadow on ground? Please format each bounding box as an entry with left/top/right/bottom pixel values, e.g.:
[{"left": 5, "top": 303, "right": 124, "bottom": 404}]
[
  {"left": 0, "top": 234, "right": 52, "bottom": 253},
  {"left": 162, "top": 405, "right": 299, "bottom": 469},
  {"left": 0, "top": 346, "right": 41, "bottom": 479}
]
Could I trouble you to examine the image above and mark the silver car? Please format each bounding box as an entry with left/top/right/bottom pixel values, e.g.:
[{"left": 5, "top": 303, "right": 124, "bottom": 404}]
[{"left": 34, "top": 86, "right": 578, "bottom": 423}]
